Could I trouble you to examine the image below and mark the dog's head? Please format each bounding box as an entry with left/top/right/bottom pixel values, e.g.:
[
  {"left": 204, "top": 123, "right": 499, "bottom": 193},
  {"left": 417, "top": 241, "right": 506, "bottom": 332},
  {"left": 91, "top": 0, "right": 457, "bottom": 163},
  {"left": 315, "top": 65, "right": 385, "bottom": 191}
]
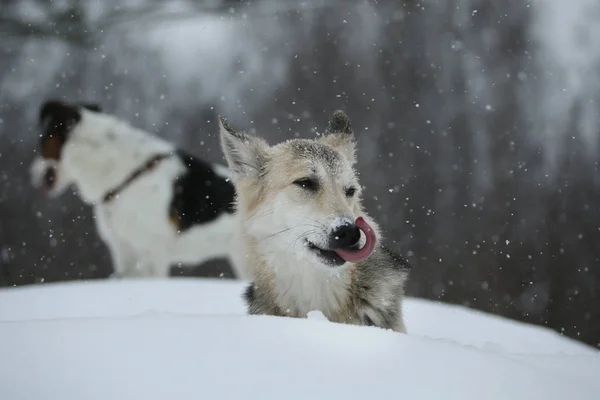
[
  {"left": 30, "top": 100, "right": 102, "bottom": 197},
  {"left": 219, "top": 110, "right": 379, "bottom": 268}
]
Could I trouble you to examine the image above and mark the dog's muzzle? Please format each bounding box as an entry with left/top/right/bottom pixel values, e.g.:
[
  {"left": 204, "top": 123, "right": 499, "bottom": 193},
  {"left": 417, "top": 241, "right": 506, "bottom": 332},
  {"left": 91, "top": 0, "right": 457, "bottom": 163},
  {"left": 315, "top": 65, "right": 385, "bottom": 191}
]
[
  {"left": 330, "top": 217, "right": 376, "bottom": 263},
  {"left": 307, "top": 217, "right": 377, "bottom": 266},
  {"left": 42, "top": 166, "right": 57, "bottom": 193}
]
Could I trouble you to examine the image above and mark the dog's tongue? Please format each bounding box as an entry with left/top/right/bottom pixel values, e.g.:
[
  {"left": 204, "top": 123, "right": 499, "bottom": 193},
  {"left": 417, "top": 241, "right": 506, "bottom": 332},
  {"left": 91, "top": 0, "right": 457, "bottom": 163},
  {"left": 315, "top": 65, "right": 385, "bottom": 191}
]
[{"left": 333, "top": 217, "right": 376, "bottom": 263}]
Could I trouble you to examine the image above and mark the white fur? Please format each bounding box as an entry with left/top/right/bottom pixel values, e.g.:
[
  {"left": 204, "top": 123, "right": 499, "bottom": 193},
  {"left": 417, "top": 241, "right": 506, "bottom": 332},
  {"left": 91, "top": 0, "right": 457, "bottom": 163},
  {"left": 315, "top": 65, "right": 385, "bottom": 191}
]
[
  {"left": 31, "top": 109, "right": 249, "bottom": 280},
  {"left": 248, "top": 195, "right": 352, "bottom": 314}
]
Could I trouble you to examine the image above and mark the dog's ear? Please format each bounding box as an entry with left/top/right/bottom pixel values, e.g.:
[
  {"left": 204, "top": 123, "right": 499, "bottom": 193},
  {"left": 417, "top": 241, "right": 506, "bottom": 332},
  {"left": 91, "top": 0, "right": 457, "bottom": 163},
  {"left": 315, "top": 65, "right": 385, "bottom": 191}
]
[
  {"left": 219, "top": 115, "right": 268, "bottom": 180},
  {"left": 80, "top": 103, "right": 102, "bottom": 113},
  {"left": 39, "top": 100, "right": 81, "bottom": 129},
  {"left": 321, "top": 110, "right": 356, "bottom": 164},
  {"left": 38, "top": 100, "right": 82, "bottom": 160}
]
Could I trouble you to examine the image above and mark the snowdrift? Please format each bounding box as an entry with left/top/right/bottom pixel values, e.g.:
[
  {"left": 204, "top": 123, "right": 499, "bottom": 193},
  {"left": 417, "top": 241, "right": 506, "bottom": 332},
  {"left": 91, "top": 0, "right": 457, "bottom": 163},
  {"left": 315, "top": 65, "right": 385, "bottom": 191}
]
[{"left": 1, "top": 278, "right": 598, "bottom": 400}]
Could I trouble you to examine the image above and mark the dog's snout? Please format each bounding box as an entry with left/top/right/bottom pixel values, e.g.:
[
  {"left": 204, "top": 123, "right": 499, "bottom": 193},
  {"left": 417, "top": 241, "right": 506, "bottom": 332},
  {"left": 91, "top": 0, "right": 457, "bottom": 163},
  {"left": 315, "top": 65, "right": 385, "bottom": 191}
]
[{"left": 331, "top": 222, "right": 361, "bottom": 249}]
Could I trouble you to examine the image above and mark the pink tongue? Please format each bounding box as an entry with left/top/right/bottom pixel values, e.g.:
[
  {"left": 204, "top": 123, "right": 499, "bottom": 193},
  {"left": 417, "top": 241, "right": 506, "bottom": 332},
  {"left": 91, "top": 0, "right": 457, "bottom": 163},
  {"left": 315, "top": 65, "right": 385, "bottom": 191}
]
[{"left": 333, "top": 217, "right": 377, "bottom": 263}]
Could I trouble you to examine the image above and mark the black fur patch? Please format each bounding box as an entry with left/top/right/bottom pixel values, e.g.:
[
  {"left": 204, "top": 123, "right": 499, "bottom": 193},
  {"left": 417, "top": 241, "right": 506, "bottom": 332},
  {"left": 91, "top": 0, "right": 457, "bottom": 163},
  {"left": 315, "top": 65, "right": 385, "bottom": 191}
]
[
  {"left": 243, "top": 283, "right": 255, "bottom": 304},
  {"left": 363, "top": 314, "right": 376, "bottom": 327},
  {"left": 169, "top": 150, "right": 235, "bottom": 232}
]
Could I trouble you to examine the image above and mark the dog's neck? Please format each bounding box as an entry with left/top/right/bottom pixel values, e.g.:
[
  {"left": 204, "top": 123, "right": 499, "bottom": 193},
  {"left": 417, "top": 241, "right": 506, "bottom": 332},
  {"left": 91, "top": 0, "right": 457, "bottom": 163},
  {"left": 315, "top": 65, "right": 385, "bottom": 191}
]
[{"left": 62, "top": 112, "right": 174, "bottom": 203}]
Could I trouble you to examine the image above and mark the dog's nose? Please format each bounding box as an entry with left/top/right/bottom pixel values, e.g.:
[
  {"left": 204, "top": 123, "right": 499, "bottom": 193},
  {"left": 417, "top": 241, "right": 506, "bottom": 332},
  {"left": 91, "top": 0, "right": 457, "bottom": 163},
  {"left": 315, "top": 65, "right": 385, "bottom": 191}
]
[
  {"left": 44, "top": 167, "right": 56, "bottom": 188},
  {"left": 331, "top": 222, "right": 361, "bottom": 249}
]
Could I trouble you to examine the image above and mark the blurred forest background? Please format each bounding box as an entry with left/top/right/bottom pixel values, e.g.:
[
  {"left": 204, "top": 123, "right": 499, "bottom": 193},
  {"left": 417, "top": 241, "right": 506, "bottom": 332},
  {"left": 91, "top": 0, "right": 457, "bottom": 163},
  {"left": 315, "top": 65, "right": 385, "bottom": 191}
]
[{"left": 0, "top": 0, "right": 599, "bottom": 348}]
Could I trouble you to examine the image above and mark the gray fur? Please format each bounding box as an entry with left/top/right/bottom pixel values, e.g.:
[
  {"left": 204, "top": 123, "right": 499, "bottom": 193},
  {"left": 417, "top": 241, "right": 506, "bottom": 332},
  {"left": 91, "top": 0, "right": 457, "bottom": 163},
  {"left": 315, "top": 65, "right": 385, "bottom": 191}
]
[{"left": 289, "top": 140, "right": 344, "bottom": 172}]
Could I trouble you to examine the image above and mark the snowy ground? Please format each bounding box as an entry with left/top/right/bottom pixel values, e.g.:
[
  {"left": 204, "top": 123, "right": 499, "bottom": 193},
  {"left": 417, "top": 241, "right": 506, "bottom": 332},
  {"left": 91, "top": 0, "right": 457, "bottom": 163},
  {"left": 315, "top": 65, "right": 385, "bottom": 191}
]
[{"left": 1, "top": 278, "right": 599, "bottom": 400}]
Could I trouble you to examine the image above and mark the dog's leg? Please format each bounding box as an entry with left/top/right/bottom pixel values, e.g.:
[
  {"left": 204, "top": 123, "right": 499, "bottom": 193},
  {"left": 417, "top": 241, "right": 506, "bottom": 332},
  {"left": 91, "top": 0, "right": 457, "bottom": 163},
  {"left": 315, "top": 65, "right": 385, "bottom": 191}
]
[
  {"left": 95, "top": 206, "right": 142, "bottom": 278},
  {"left": 149, "top": 257, "right": 171, "bottom": 278},
  {"left": 108, "top": 271, "right": 121, "bottom": 279},
  {"left": 124, "top": 251, "right": 167, "bottom": 278},
  {"left": 95, "top": 207, "right": 128, "bottom": 278},
  {"left": 228, "top": 247, "right": 252, "bottom": 281},
  {"left": 106, "top": 239, "right": 139, "bottom": 278}
]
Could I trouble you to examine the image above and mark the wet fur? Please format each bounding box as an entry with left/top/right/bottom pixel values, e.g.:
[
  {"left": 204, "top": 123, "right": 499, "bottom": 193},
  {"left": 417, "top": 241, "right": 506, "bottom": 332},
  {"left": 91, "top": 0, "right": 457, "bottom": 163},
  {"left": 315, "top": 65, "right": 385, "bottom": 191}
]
[
  {"left": 30, "top": 100, "right": 248, "bottom": 280},
  {"left": 219, "top": 110, "right": 410, "bottom": 332}
]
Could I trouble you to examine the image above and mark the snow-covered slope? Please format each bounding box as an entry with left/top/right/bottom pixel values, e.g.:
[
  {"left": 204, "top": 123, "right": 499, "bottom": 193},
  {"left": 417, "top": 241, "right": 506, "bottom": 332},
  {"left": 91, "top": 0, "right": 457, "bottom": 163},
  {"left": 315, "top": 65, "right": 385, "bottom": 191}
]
[{"left": 1, "top": 278, "right": 598, "bottom": 400}]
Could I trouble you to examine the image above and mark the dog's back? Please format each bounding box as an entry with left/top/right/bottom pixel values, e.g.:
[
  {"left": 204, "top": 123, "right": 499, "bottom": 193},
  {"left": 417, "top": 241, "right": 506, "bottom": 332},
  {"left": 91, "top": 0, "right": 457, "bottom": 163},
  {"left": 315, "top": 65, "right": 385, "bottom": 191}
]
[{"left": 169, "top": 150, "right": 235, "bottom": 232}]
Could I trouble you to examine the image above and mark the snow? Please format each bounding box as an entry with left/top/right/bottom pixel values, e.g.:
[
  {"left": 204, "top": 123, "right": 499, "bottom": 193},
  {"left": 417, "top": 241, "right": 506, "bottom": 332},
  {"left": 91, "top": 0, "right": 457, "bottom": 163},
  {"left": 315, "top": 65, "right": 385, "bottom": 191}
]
[{"left": 1, "top": 278, "right": 598, "bottom": 400}]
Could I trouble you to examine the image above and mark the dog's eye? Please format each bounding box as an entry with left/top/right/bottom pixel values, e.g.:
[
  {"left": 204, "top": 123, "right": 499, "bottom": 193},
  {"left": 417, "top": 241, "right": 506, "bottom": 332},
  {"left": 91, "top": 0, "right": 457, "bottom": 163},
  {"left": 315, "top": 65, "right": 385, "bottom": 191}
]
[
  {"left": 294, "top": 178, "right": 318, "bottom": 191},
  {"left": 345, "top": 186, "right": 357, "bottom": 197}
]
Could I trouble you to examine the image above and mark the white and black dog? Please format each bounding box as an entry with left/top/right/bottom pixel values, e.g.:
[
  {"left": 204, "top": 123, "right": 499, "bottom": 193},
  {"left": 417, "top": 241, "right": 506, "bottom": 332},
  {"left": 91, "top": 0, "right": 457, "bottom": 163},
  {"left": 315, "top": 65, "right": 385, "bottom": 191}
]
[{"left": 30, "top": 100, "right": 249, "bottom": 279}]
